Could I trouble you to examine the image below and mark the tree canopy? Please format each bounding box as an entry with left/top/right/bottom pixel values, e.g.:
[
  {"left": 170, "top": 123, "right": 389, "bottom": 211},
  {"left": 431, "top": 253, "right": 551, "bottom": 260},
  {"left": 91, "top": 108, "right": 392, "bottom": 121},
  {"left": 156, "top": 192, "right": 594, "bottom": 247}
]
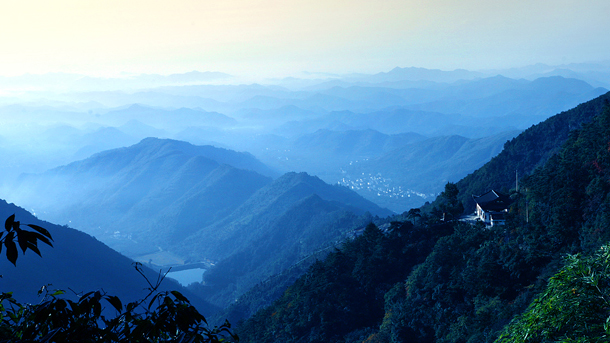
[{"left": 497, "top": 245, "right": 610, "bottom": 343}]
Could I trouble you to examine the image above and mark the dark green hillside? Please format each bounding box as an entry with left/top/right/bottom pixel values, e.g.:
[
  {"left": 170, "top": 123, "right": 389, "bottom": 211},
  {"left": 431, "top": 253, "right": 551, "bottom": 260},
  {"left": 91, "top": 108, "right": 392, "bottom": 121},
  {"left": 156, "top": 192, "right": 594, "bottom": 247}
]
[
  {"left": 236, "top": 93, "right": 610, "bottom": 342},
  {"left": 236, "top": 221, "right": 453, "bottom": 342},
  {"left": 373, "top": 101, "right": 610, "bottom": 343},
  {"left": 455, "top": 91, "right": 610, "bottom": 210},
  {"left": 496, "top": 244, "right": 610, "bottom": 342}
]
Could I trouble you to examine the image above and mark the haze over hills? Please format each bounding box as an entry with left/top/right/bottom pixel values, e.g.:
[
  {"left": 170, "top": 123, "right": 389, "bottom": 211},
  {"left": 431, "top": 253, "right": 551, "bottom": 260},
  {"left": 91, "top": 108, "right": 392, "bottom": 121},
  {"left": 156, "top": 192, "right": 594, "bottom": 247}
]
[
  {"left": 6, "top": 138, "right": 392, "bottom": 308},
  {"left": 339, "top": 130, "right": 521, "bottom": 212},
  {"left": 100, "top": 104, "right": 239, "bottom": 130},
  {"left": 9, "top": 138, "right": 276, "bottom": 254},
  {"left": 0, "top": 67, "right": 605, "bottom": 212},
  {"left": 237, "top": 128, "right": 519, "bottom": 212},
  {"left": 0, "top": 65, "right": 609, "bottom": 327},
  {"left": 451, "top": 90, "right": 610, "bottom": 211}
]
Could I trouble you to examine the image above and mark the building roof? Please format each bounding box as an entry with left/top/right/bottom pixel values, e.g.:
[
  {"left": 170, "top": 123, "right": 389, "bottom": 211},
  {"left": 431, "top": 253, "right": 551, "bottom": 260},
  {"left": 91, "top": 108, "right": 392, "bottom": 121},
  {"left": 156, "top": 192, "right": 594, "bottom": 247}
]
[{"left": 473, "top": 190, "right": 512, "bottom": 212}]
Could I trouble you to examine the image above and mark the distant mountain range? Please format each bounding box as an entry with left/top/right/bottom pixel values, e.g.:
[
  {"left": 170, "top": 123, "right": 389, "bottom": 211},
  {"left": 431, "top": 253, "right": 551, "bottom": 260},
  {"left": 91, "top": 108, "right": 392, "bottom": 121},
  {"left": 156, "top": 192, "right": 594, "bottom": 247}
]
[
  {"left": 99, "top": 104, "right": 238, "bottom": 130},
  {"left": 0, "top": 66, "right": 608, "bottom": 334},
  {"left": 3, "top": 62, "right": 609, "bottom": 95},
  {"left": 265, "top": 76, "right": 606, "bottom": 137},
  {"left": 243, "top": 128, "right": 519, "bottom": 212},
  {"left": 0, "top": 74, "right": 603, "bottom": 214}
]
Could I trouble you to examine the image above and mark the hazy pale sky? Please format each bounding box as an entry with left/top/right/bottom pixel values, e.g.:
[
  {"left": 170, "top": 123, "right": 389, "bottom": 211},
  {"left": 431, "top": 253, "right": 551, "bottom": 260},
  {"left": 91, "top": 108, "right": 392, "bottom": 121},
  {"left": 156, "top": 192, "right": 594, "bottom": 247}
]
[{"left": 0, "top": 0, "right": 609, "bottom": 78}]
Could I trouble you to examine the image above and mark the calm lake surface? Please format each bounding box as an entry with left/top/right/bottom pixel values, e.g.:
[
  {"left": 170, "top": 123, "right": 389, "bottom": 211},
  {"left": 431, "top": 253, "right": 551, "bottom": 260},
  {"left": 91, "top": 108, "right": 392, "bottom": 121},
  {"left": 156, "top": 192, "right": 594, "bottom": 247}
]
[{"left": 167, "top": 268, "right": 206, "bottom": 286}]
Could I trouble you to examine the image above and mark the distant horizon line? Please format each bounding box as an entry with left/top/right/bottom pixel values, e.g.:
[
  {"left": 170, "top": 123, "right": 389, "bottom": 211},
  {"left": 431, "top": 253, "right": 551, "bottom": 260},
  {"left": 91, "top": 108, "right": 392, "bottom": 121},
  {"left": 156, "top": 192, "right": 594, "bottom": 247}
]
[{"left": 1, "top": 59, "right": 609, "bottom": 81}]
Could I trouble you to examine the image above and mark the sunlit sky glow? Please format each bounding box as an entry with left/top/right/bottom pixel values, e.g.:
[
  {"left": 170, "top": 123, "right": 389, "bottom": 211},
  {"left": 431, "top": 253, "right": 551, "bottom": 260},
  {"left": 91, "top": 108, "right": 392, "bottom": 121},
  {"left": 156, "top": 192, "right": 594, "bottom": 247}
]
[{"left": 1, "top": 0, "right": 609, "bottom": 79}]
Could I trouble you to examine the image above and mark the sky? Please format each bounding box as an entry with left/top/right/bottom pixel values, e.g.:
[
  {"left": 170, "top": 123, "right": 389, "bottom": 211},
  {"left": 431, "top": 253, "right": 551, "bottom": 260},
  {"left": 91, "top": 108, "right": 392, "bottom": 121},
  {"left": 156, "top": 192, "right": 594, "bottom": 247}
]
[{"left": 0, "top": 0, "right": 609, "bottom": 79}]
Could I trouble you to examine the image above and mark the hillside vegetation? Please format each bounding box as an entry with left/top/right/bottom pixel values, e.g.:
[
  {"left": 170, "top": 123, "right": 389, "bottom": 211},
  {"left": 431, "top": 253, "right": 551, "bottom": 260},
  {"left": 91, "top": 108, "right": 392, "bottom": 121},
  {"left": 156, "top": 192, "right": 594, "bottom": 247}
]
[
  {"left": 455, "top": 91, "right": 610, "bottom": 211},
  {"left": 235, "top": 92, "right": 610, "bottom": 342}
]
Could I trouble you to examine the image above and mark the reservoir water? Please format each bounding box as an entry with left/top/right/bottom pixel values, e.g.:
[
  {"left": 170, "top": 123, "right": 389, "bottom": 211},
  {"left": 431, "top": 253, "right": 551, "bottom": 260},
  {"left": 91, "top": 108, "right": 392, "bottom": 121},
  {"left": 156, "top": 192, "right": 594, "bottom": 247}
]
[{"left": 167, "top": 268, "right": 206, "bottom": 286}]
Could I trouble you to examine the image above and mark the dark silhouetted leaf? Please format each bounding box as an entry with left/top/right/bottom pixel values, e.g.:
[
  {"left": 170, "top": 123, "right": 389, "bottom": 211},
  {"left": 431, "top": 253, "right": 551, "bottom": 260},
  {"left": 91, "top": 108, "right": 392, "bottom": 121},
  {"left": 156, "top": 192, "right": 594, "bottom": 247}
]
[
  {"left": 26, "top": 241, "right": 41, "bottom": 257},
  {"left": 4, "top": 214, "right": 14, "bottom": 232},
  {"left": 26, "top": 224, "right": 53, "bottom": 241},
  {"left": 5, "top": 239, "right": 17, "bottom": 266},
  {"left": 149, "top": 293, "right": 162, "bottom": 311},
  {"left": 30, "top": 232, "right": 53, "bottom": 248},
  {"left": 106, "top": 295, "right": 122, "bottom": 312},
  {"left": 17, "top": 229, "right": 29, "bottom": 253},
  {"left": 171, "top": 290, "right": 189, "bottom": 303}
]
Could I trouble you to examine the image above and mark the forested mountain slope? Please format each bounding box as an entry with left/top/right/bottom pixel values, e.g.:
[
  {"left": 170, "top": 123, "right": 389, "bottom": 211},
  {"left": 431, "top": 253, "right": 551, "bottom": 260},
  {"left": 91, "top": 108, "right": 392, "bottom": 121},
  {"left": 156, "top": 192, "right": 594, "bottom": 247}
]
[
  {"left": 235, "top": 92, "right": 610, "bottom": 342},
  {"left": 180, "top": 172, "right": 392, "bottom": 307},
  {"left": 454, "top": 91, "right": 610, "bottom": 210}
]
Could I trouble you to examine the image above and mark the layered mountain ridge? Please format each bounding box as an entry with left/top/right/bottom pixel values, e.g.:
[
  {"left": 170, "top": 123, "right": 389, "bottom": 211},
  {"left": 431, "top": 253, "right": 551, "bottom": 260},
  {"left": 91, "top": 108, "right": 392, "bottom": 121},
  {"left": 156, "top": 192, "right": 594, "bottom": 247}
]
[{"left": 6, "top": 137, "right": 392, "bottom": 307}]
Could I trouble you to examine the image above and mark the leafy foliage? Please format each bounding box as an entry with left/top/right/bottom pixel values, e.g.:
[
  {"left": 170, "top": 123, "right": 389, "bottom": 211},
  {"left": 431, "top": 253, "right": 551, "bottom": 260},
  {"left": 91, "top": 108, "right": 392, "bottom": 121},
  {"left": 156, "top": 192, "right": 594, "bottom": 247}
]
[
  {"left": 0, "top": 265, "right": 236, "bottom": 342},
  {"left": 1, "top": 214, "right": 53, "bottom": 266},
  {"left": 496, "top": 245, "right": 610, "bottom": 343},
  {"left": 0, "top": 215, "right": 237, "bottom": 342}
]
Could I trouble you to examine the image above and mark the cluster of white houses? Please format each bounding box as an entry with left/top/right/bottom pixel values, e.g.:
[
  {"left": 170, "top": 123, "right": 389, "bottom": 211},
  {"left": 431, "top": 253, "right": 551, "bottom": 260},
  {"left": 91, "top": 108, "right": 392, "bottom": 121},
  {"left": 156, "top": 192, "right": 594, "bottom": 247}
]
[{"left": 473, "top": 190, "right": 512, "bottom": 227}]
